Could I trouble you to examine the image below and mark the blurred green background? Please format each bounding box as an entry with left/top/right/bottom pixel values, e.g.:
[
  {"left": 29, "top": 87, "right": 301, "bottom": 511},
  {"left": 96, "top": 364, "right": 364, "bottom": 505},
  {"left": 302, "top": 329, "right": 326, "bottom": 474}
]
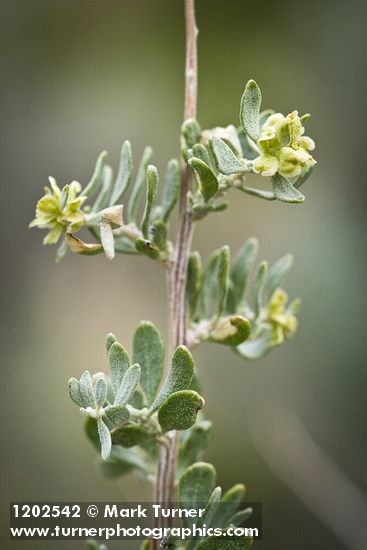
[{"left": 1, "top": 0, "right": 367, "bottom": 549}]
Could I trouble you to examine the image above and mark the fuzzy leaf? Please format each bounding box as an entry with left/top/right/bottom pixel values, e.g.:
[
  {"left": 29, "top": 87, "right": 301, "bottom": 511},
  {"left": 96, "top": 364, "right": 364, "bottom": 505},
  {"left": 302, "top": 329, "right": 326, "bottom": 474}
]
[
  {"left": 133, "top": 322, "right": 164, "bottom": 404},
  {"left": 106, "top": 333, "right": 117, "bottom": 353},
  {"left": 210, "top": 137, "right": 248, "bottom": 175},
  {"left": 104, "top": 405, "right": 130, "bottom": 426},
  {"left": 97, "top": 418, "right": 112, "bottom": 461},
  {"left": 68, "top": 377, "right": 85, "bottom": 407},
  {"left": 209, "top": 316, "right": 251, "bottom": 346},
  {"left": 83, "top": 151, "right": 108, "bottom": 198},
  {"left": 92, "top": 165, "right": 113, "bottom": 212},
  {"left": 114, "top": 236, "right": 138, "bottom": 254},
  {"left": 161, "top": 159, "right": 180, "bottom": 222},
  {"left": 111, "top": 424, "right": 154, "bottom": 448},
  {"left": 227, "top": 238, "right": 258, "bottom": 313},
  {"left": 182, "top": 118, "right": 202, "bottom": 148},
  {"left": 127, "top": 146, "right": 153, "bottom": 223},
  {"left": 263, "top": 254, "right": 293, "bottom": 303},
  {"left": 79, "top": 371, "right": 95, "bottom": 407},
  {"left": 158, "top": 390, "right": 204, "bottom": 432},
  {"left": 108, "top": 342, "right": 130, "bottom": 396},
  {"left": 237, "top": 186, "right": 276, "bottom": 201},
  {"left": 188, "top": 158, "right": 218, "bottom": 202},
  {"left": 179, "top": 461, "right": 216, "bottom": 512},
  {"left": 179, "top": 420, "right": 213, "bottom": 472},
  {"left": 141, "top": 165, "right": 158, "bottom": 238},
  {"left": 114, "top": 364, "right": 141, "bottom": 407},
  {"left": 213, "top": 484, "right": 246, "bottom": 529},
  {"left": 272, "top": 173, "right": 305, "bottom": 203},
  {"left": 84, "top": 417, "right": 100, "bottom": 450},
  {"left": 55, "top": 239, "right": 69, "bottom": 263},
  {"left": 110, "top": 140, "right": 133, "bottom": 205},
  {"left": 193, "top": 144, "right": 212, "bottom": 167},
  {"left": 187, "top": 251, "right": 202, "bottom": 320},
  {"left": 151, "top": 219, "right": 167, "bottom": 250},
  {"left": 227, "top": 508, "right": 253, "bottom": 527},
  {"left": 100, "top": 220, "right": 115, "bottom": 260},
  {"left": 240, "top": 80, "right": 262, "bottom": 142},
  {"left": 135, "top": 238, "right": 160, "bottom": 259},
  {"left": 151, "top": 346, "right": 195, "bottom": 412},
  {"left": 236, "top": 335, "right": 271, "bottom": 360},
  {"left": 95, "top": 378, "right": 107, "bottom": 408},
  {"left": 252, "top": 261, "right": 268, "bottom": 317},
  {"left": 187, "top": 487, "right": 222, "bottom": 550},
  {"left": 200, "top": 246, "right": 230, "bottom": 319}
]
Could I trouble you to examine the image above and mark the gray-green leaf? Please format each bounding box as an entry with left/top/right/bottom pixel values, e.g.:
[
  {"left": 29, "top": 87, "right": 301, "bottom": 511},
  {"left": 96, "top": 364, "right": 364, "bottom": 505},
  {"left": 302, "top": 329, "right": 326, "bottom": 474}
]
[
  {"left": 263, "top": 254, "right": 293, "bottom": 303},
  {"left": 252, "top": 261, "right": 268, "bottom": 317},
  {"left": 95, "top": 378, "right": 107, "bottom": 408},
  {"left": 200, "top": 246, "right": 230, "bottom": 319},
  {"left": 83, "top": 151, "right": 108, "bottom": 198},
  {"left": 68, "top": 377, "right": 85, "bottom": 407},
  {"left": 161, "top": 159, "right": 180, "bottom": 222},
  {"left": 97, "top": 418, "right": 112, "bottom": 461},
  {"left": 213, "top": 483, "right": 246, "bottom": 529},
  {"left": 114, "top": 364, "right": 141, "bottom": 407},
  {"left": 240, "top": 80, "right": 262, "bottom": 142},
  {"left": 178, "top": 461, "right": 216, "bottom": 510},
  {"left": 108, "top": 342, "right": 130, "bottom": 396},
  {"left": 110, "top": 140, "right": 133, "bottom": 205},
  {"left": 104, "top": 405, "right": 130, "bottom": 426},
  {"left": 111, "top": 424, "right": 154, "bottom": 448},
  {"left": 93, "top": 165, "right": 113, "bottom": 212},
  {"left": 227, "top": 238, "right": 258, "bottom": 313},
  {"left": 132, "top": 321, "right": 164, "bottom": 405},
  {"left": 210, "top": 137, "right": 248, "bottom": 175},
  {"left": 209, "top": 316, "right": 251, "bottom": 346},
  {"left": 186, "top": 251, "right": 202, "bottom": 321},
  {"left": 141, "top": 165, "right": 158, "bottom": 238},
  {"left": 158, "top": 390, "right": 205, "bottom": 432},
  {"left": 188, "top": 158, "right": 218, "bottom": 202},
  {"left": 127, "top": 146, "right": 153, "bottom": 223},
  {"left": 79, "top": 371, "right": 95, "bottom": 407},
  {"left": 150, "top": 345, "right": 195, "bottom": 413},
  {"left": 179, "top": 419, "right": 213, "bottom": 472},
  {"left": 272, "top": 173, "right": 305, "bottom": 203}
]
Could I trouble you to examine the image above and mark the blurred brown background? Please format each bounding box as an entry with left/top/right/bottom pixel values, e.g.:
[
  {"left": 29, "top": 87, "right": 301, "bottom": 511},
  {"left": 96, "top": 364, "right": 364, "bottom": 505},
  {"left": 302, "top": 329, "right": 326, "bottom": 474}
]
[{"left": 1, "top": 1, "right": 367, "bottom": 549}]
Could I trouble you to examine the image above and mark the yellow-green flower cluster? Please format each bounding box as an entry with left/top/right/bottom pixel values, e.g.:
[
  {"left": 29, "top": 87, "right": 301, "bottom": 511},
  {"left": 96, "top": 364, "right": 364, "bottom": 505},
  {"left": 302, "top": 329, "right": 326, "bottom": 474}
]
[
  {"left": 30, "top": 178, "right": 86, "bottom": 244},
  {"left": 266, "top": 288, "right": 299, "bottom": 346},
  {"left": 253, "top": 111, "right": 316, "bottom": 178}
]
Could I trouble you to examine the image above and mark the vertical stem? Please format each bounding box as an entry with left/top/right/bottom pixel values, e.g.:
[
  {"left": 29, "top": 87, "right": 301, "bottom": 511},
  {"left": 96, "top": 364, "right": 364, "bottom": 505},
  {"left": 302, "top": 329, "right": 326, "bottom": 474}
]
[{"left": 153, "top": 0, "right": 198, "bottom": 547}]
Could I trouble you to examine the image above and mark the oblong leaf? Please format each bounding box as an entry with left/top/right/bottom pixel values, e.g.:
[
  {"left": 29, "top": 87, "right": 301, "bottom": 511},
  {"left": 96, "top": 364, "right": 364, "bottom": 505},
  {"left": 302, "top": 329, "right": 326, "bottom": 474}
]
[
  {"left": 83, "top": 151, "right": 108, "bottom": 198},
  {"left": 227, "top": 238, "right": 258, "bottom": 313},
  {"left": 108, "top": 342, "right": 130, "bottom": 396},
  {"left": 240, "top": 80, "right": 262, "bottom": 142},
  {"left": 92, "top": 165, "right": 113, "bottom": 212},
  {"left": 95, "top": 377, "right": 107, "bottom": 408},
  {"left": 199, "top": 246, "right": 229, "bottom": 319},
  {"left": 210, "top": 137, "right": 248, "bottom": 175},
  {"left": 111, "top": 424, "right": 154, "bottom": 448},
  {"left": 158, "top": 390, "right": 205, "bottom": 432},
  {"left": 272, "top": 173, "right": 305, "bottom": 203},
  {"left": 161, "top": 159, "right": 180, "bottom": 222},
  {"left": 179, "top": 419, "right": 213, "bottom": 472},
  {"left": 213, "top": 483, "right": 246, "bottom": 529},
  {"left": 97, "top": 418, "right": 112, "bottom": 461},
  {"left": 110, "top": 140, "right": 133, "bottom": 205},
  {"left": 104, "top": 405, "right": 130, "bottom": 426},
  {"left": 263, "top": 254, "right": 293, "bottom": 303},
  {"left": 237, "top": 186, "right": 276, "bottom": 201},
  {"left": 68, "top": 377, "right": 85, "bottom": 407},
  {"left": 178, "top": 461, "right": 216, "bottom": 510},
  {"left": 127, "top": 146, "right": 153, "bottom": 223},
  {"left": 186, "top": 251, "right": 203, "bottom": 321},
  {"left": 188, "top": 158, "right": 218, "bottom": 202},
  {"left": 236, "top": 334, "right": 271, "bottom": 360},
  {"left": 132, "top": 321, "right": 164, "bottom": 404},
  {"left": 79, "top": 370, "right": 95, "bottom": 407},
  {"left": 141, "top": 165, "right": 158, "bottom": 238},
  {"left": 114, "top": 364, "right": 141, "bottom": 407},
  {"left": 150, "top": 345, "right": 195, "bottom": 413},
  {"left": 252, "top": 261, "right": 268, "bottom": 317}
]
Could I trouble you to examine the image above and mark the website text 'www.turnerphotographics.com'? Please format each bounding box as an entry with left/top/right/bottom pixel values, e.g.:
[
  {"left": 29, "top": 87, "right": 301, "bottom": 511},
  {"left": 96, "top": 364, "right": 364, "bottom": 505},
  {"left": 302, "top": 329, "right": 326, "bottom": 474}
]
[{"left": 9, "top": 502, "right": 262, "bottom": 541}]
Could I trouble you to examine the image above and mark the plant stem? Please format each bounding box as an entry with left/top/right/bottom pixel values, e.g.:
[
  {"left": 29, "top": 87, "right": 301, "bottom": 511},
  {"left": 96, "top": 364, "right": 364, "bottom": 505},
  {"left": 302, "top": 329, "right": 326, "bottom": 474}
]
[{"left": 153, "top": 0, "right": 198, "bottom": 546}]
